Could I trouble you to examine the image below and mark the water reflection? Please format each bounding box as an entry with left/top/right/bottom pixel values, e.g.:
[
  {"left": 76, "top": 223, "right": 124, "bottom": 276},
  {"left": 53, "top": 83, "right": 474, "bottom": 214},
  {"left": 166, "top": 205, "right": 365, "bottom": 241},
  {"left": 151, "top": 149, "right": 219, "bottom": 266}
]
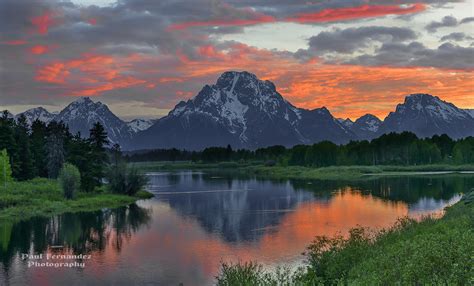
[
  {"left": 0, "top": 204, "right": 151, "bottom": 271},
  {"left": 0, "top": 172, "right": 471, "bottom": 286}
]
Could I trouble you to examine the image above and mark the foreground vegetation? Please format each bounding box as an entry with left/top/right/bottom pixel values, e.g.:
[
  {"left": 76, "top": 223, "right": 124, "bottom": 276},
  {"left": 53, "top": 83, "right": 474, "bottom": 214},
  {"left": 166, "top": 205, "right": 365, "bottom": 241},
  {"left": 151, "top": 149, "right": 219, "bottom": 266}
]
[
  {"left": 217, "top": 191, "right": 474, "bottom": 285},
  {"left": 0, "top": 178, "right": 153, "bottom": 223},
  {"left": 0, "top": 112, "right": 153, "bottom": 223}
]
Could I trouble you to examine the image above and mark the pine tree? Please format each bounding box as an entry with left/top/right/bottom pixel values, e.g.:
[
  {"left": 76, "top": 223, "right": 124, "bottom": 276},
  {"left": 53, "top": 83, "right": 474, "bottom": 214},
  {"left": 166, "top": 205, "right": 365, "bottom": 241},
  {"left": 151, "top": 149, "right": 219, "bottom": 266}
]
[
  {"left": 67, "top": 133, "right": 94, "bottom": 192},
  {"left": 0, "top": 111, "right": 19, "bottom": 178},
  {"left": 30, "top": 120, "right": 48, "bottom": 177},
  {"left": 87, "top": 122, "right": 109, "bottom": 192},
  {"left": 46, "top": 134, "right": 65, "bottom": 179},
  {"left": 14, "top": 115, "right": 34, "bottom": 180}
]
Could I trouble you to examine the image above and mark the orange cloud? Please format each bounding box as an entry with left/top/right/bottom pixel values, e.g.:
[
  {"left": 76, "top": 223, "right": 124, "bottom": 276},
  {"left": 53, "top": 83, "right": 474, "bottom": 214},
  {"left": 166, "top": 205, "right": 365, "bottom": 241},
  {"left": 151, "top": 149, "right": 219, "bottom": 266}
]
[
  {"left": 288, "top": 3, "right": 427, "bottom": 23},
  {"left": 36, "top": 63, "right": 68, "bottom": 84},
  {"left": 35, "top": 53, "right": 150, "bottom": 96},
  {"left": 29, "top": 45, "right": 52, "bottom": 55},
  {"left": 168, "top": 4, "right": 426, "bottom": 30},
  {"left": 198, "top": 45, "right": 226, "bottom": 59},
  {"left": 163, "top": 44, "right": 474, "bottom": 120},
  {"left": 31, "top": 12, "right": 55, "bottom": 35}
]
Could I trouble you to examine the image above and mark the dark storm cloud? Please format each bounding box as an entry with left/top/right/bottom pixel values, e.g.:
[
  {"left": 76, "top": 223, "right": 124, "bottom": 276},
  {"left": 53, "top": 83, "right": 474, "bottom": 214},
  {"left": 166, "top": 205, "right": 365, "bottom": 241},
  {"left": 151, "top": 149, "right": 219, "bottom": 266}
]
[
  {"left": 301, "top": 26, "right": 416, "bottom": 54},
  {"left": 293, "top": 24, "right": 473, "bottom": 70},
  {"left": 349, "top": 42, "right": 474, "bottom": 69},
  {"left": 294, "top": 26, "right": 417, "bottom": 61},
  {"left": 440, "top": 32, "right": 473, "bottom": 42},
  {"left": 426, "top": 16, "right": 474, "bottom": 32},
  {"left": 426, "top": 16, "right": 458, "bottom": 32}
]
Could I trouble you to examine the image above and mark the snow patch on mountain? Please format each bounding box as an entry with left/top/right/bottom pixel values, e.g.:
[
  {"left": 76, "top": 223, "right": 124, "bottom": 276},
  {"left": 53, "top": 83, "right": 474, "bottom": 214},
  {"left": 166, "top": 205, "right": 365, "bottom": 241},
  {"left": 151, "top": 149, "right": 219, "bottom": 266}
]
[
  {"left": 55, "top": 97, "right": 132, "bottom": 144},
  {"left": 379, "top": 94, "right": 474, "bottom": 139},
  {"left": 127, "top": 118, "right": 156, "bottom": 133},
  {"left": 16, "top": 107, "right": 55, "bottom": 125}
]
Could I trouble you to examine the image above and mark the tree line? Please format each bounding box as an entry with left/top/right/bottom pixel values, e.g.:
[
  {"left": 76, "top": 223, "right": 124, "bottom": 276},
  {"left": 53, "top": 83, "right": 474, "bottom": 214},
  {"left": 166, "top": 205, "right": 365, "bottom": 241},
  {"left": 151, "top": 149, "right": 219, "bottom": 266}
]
[
  {"left": 0, "top": 111, "right": 109, "bottom": 192},
  {"left": 126, "top": 132, "right": 474, "bottom": 166}
]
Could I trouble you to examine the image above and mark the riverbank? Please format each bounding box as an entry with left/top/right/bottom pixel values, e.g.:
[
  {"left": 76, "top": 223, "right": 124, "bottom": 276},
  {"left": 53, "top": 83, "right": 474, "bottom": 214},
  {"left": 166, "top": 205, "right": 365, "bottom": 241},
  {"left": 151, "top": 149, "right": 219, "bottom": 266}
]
[
  {"left": 0, "top": 178, "right": 154, "bottom": 223},
  {"left": 217, "top": 191, "right": 474, "bottom": 285},
  {"left": 132, "top": 161, "right": 474, "bottom": 180}
]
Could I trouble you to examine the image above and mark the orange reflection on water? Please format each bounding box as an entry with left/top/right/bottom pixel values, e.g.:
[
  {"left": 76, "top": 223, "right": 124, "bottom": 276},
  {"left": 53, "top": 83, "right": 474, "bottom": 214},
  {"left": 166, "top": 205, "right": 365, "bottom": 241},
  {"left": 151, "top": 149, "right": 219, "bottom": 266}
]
[
  {"left": 103, "top": 190, "right": 409, "bottom": 278},
  {"left": 25, "top": 189, "right": 417, "bottom": 285}
]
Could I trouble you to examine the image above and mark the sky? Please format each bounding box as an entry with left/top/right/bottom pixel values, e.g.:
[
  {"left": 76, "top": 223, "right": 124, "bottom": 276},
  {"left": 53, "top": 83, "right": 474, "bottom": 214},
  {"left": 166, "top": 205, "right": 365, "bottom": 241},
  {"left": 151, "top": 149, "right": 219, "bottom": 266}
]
[{"left": 0, "top": 0, "right": 473, "bottom": 120}]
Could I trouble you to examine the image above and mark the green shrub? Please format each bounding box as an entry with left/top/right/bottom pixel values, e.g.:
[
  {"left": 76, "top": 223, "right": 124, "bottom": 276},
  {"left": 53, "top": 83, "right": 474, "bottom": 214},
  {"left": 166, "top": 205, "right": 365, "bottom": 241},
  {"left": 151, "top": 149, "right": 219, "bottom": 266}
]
[
  {"left": 107, "top": 163, "right": 148, "bottom": 196},
  {"left": 58, "top": 163, "right": 81, "bottom": 200}
]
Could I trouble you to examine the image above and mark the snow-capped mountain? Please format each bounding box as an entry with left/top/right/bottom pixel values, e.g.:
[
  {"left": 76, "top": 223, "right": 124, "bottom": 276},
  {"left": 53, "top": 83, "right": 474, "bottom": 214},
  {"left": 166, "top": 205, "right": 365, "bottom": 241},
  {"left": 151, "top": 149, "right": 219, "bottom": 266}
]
[
  {"left": 1, "top": 110, "right": 14, "bottom": 119},
  {"left": 378, "top": 94, "right": 474, "bottom": 139},
  {"left": 15, "top": 107, "right": 55, "bottom": 125},
  {"left": 351, "top": 114, "right": 382, "bottom": 140},
  {"left": 55, "top": 97, "right": 132, "bottom": 144},
  {"left": 127, "top": 119, "right": 156, "bottom": 133},
  {"left": 129, "top": 71, "right": 355, "bottom": 150}
]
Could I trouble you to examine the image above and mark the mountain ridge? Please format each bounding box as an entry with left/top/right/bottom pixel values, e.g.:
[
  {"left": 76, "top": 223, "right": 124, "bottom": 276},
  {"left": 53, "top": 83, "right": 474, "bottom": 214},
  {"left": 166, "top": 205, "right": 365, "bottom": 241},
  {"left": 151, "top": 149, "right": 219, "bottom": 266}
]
[{"left": 3, "top": 72, "right": 473, "bottom": 150}]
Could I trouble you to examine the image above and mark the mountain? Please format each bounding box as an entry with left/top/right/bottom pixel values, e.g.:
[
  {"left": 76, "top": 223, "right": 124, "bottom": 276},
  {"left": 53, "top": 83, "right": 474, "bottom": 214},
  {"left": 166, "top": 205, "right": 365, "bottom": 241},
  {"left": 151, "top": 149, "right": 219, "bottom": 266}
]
[
  {"left": 127, "top": 119, "right": 156, "bottom": 133},
  {"left": 378, "top": 94, "right": 474, "bottom": 139},
  {"left": 55, "top": 97, "right": 132, "bottom": 144},
  {"left": 129, "top": 71, "right": 354, "bottom": 150},
  {"left": 465, "top": 109, "right": 474, "bottom": 118},
  {"left": 337, "top": 118, "right": 354, "bottom": 129},
  {"left": 1, "top": 110, "right": 14, "bottom": 119},
  {"left": 15, "top": 107, "right": 55, "bottom": 125},
  {"left": 351, "top": 114, "right": 382, "bottom": 140}
]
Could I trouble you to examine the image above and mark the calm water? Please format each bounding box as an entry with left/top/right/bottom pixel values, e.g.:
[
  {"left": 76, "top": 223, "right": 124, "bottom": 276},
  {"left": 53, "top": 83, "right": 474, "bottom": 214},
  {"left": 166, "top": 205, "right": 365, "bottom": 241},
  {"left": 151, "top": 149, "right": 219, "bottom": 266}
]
[{"left": 0, "top": 171, "right": 471, "bottom": 286}]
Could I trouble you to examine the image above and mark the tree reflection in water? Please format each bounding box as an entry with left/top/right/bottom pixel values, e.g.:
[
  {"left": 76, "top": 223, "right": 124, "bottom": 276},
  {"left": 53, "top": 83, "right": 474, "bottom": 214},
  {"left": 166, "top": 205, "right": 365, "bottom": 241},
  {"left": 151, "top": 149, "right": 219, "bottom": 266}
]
[{"left": 0, "top": 203, "right": 151, "bottom": 272}]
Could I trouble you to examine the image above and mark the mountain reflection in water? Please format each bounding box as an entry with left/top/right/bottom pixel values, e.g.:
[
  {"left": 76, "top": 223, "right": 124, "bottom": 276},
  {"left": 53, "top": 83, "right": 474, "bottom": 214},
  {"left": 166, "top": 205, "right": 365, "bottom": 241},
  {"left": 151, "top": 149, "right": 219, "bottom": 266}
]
[{"left": 0, "top": 172, "right": 470, "bottom": 286}]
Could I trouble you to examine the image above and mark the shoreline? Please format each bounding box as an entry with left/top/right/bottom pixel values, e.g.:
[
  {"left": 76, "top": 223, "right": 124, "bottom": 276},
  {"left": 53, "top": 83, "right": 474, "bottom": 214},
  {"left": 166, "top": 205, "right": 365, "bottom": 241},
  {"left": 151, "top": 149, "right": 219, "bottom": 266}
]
[
  {"left": 0, "top": 178, "right": 154, "bottom": 223},
  {"left": 132, "top": 161, "right": 474, "bottom": 181}
]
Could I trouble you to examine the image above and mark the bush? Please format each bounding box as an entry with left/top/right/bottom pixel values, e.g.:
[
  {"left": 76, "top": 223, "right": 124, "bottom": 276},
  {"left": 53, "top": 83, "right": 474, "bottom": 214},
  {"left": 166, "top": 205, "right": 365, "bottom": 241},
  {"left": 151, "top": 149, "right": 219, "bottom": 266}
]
[
  {"left": 107, "top": 163, "right": 148, "bottom": 196},
  {"left": 58, "top": 163, "right": 81, "bottom": 200}
]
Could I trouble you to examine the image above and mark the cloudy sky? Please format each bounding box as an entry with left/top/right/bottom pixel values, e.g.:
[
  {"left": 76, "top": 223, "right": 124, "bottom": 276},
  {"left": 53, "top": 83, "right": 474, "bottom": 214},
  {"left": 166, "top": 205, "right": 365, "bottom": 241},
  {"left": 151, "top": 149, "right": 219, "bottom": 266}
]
[{"left": 1, "top": 0, "right": 473, "bottom": 120}]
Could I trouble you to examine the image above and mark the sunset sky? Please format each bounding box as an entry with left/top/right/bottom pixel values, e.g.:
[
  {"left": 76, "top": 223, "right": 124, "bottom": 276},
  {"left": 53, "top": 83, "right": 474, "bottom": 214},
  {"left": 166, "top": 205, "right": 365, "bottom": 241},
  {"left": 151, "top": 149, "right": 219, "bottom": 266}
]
[{"left": 1, "top": 0, "right": 473, "bottom": 120}]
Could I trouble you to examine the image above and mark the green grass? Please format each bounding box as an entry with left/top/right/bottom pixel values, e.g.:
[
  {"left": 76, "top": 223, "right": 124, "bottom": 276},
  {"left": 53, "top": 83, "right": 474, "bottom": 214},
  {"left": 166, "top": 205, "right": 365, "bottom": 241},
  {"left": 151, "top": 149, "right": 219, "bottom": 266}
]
[
  {"left": 216, "top": 192, "right": 474, "bottom": 285},
  {"left": 132, "top": 161, "right": 474, "bottom": 181},
  {"left": 0, "top": 178, "right": 153, "bottom": 223}
]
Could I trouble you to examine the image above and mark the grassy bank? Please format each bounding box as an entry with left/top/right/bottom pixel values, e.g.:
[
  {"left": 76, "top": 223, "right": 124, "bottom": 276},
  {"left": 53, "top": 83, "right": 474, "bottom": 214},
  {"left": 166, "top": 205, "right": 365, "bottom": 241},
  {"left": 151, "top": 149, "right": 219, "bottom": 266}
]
[
  {"left": 0, "top": 178, "right": 153, "bottom": 223},
  {"left": 132, "top": 161, "right": 474, "bottom": 180},
  {"left": 217, "top": 191, "right": 474, "bottom": 285}
]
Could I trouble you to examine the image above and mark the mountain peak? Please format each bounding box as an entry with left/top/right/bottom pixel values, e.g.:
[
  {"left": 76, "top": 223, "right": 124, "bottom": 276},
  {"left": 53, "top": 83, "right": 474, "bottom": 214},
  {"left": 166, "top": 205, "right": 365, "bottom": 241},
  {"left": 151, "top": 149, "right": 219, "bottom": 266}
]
[
  {"left": 404, "top": 93, "right": 441, "bottom": 107},
  {"left": 381, "top": 93, "right": 474, "bottom": 139},
  {"left": 356, "top": 114, "right": 381, "bottom": 123},
  {"left": 73, "top": 97, "right": 94, "bottom": 104}
]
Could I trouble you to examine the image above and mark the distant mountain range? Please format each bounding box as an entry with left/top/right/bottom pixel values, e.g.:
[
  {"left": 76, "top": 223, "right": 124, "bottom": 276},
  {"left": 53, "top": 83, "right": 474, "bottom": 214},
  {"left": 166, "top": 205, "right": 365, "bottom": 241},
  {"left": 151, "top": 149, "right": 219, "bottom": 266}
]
[
  {"left": 3, "top": 71, "right": 474, "bottom": 150},
  {"left": 7, "top": 98, "right": 155, "bottom": 144}
]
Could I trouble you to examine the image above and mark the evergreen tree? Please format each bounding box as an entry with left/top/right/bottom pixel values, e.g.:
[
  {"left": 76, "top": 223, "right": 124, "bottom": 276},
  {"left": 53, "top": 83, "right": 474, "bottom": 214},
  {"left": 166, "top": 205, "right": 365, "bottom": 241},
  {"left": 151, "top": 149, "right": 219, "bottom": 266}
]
[
  {"left": 46, "top": 133, "right": 65, "bottom": 179},
  {"left": 14, "top": 115, "right": 34, "bottom": 180},
  {"left": 67, "top": 133, "right": 93, "bottom": 192},
  {"left": 30, "top": 119, "right": 48, "bottom": 177},
  {"left": 87, "top": 122, "right": 109, "bottom": 192},
  {"left": 0, "top": 111, "right": 19, "bottom": 178}
]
